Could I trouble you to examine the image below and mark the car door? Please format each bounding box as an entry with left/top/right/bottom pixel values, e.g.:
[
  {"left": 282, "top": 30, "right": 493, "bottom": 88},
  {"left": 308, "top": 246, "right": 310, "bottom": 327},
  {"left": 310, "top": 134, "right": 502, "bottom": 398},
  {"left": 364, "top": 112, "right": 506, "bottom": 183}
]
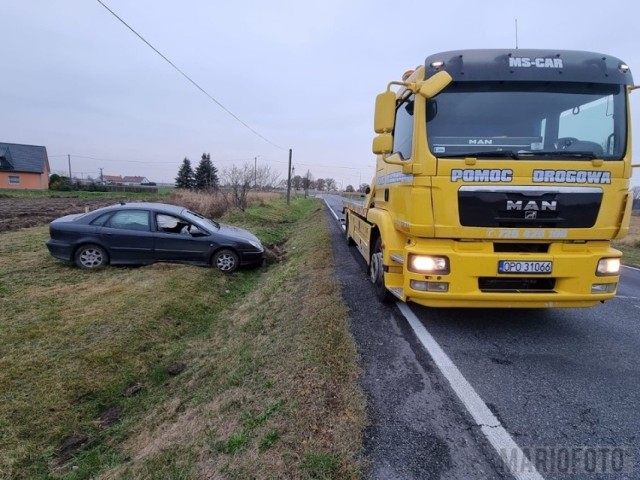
[
  {"left": 153, "top": 212, "right": 213, "bottom": 264},
  {"left": 98, "top": 209, "right": 155, "bottom": 264}
]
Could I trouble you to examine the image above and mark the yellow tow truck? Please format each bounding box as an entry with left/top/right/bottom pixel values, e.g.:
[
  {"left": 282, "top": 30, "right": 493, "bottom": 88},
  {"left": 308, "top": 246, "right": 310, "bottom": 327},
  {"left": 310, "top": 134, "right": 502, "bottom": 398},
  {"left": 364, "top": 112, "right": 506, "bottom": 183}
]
[{"left": 344, "top": 49, "right": 637, "bottom": 308}]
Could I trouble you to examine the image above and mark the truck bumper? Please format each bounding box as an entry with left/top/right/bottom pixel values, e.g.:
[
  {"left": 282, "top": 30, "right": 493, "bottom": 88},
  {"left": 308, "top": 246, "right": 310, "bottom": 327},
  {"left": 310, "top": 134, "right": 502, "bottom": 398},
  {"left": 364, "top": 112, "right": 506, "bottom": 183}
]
[{"left": 386, "top": 240, "right": 620, "bottom": 308}]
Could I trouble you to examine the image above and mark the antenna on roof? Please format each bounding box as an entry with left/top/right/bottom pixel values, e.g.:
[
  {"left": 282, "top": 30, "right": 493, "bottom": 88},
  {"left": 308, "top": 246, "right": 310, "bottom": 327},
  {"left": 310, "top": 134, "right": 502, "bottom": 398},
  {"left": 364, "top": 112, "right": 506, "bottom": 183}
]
[{"left": 515, "top": 18, "right": 519, "bottom": 49}]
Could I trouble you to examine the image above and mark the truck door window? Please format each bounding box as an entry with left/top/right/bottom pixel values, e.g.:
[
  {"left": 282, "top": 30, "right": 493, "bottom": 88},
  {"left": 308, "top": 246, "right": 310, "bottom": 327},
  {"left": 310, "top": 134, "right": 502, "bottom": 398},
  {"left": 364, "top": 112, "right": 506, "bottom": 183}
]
[
  {"left": 393, "top": 96, "right": 414, "bottom": 160},
  {"left": 558, "top": 96, "right": 615, "bottom": 155}
]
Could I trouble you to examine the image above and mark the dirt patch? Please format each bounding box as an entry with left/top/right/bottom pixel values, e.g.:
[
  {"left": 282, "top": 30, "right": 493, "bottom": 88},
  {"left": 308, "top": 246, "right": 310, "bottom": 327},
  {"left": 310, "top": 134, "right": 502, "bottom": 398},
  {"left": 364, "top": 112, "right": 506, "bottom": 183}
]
[{"left": 0, "top": 198, "right": 128, "bottom": 233}]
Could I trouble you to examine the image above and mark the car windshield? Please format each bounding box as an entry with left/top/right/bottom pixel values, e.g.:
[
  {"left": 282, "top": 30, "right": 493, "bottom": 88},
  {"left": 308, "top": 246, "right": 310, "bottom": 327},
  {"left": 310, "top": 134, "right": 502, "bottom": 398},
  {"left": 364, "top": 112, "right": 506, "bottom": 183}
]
[
  {"left": 183, "top": 209, "right": 220, "bottom": 229},
  {"left": 427, "top": 82, "right": 627, "bottom": 160}
]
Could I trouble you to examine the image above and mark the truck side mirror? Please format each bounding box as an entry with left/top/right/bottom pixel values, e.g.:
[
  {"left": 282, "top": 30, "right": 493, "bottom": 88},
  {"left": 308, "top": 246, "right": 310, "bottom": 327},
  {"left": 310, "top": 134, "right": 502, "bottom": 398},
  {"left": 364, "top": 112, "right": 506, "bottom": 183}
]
[
  {"left": 372, "top": 133, "right": 393, "bottom": 155},
  {"left": 418, "top": 70, "right": 453, "bottom": 99},
  {"left": 374, "top": 90, "right": 396, "bottom": 134}
]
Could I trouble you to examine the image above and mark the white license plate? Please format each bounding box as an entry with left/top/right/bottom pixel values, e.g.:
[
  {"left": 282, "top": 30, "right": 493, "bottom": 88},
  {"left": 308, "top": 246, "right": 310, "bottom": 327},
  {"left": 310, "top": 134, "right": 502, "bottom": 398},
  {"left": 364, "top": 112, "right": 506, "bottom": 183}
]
[{"left": 498, "top": 260, "right": 552, "bottom": 274}]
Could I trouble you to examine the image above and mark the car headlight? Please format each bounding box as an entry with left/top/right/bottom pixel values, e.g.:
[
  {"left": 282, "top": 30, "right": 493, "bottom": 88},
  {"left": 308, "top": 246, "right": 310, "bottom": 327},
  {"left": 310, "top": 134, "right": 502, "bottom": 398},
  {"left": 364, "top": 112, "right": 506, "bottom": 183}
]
[
  {"left": 596, "top": 257, "right": 620, "bottom": 276},
  {"left": 248, "top": 240, "right": 264, "bottom": 251},
  {"left": 408, "top": 254, "right": 450, "bottom": 274}
]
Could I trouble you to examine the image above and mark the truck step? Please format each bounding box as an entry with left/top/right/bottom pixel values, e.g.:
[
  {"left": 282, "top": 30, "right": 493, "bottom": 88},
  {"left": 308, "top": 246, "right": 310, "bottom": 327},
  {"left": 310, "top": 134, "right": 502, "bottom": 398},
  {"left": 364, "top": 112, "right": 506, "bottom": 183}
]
[
  {"left": 388, "top": 287, "right": 404, "bottom": 299},
  {"left": 390, "top": 254, "right": 404, "bottom": 264}
]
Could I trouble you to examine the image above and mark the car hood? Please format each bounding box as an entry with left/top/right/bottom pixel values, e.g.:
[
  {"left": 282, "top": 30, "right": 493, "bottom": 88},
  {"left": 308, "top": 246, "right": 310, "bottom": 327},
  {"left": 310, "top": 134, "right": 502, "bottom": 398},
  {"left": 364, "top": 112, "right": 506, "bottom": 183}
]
[{"left": 216, "top": 223, "right": 262, "bottom": 244}]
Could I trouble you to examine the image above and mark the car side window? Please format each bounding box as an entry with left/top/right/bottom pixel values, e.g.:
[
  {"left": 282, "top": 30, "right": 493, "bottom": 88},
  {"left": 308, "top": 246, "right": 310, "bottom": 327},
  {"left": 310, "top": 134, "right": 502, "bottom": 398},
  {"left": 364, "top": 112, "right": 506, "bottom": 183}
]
[
  {"left": 91, "top": 212, "right": 112, "bottom": 226},
  {"left": 107, "top": 210, "right": 151, "bottom": 231},
  {"left": 156, "top": 213, "right": 191, "bottom": 235}
]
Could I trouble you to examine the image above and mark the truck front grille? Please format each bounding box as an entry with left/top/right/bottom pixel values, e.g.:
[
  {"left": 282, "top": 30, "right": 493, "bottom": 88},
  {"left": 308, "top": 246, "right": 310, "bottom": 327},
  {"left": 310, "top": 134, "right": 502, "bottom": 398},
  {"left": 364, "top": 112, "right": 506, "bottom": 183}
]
[{"left": 479, "top": 277, "right": 556, "bottom": 292}]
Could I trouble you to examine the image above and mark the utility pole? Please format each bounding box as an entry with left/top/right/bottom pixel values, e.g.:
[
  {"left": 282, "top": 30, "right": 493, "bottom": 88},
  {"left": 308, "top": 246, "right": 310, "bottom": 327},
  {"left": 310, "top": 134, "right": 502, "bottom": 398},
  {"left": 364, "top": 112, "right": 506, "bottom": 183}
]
[
  {"left": 254, "top": 156, "right": 257, "bottom": 189},
  {"left": 100, "top": 168, "right": 104, "bottom": 184},
  {"left": 67, "top": 154, "right": 72, "bottom": 180},
  {"left": 286, "top": 149, "right": 293, "bottom": 205}
]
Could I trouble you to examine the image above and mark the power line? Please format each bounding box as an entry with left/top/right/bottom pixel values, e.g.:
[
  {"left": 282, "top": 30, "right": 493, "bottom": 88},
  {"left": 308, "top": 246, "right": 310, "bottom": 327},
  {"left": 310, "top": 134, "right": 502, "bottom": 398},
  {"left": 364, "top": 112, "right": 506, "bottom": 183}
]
[{"left": 96, "top": 0, "right": 285, "bottom": 150}]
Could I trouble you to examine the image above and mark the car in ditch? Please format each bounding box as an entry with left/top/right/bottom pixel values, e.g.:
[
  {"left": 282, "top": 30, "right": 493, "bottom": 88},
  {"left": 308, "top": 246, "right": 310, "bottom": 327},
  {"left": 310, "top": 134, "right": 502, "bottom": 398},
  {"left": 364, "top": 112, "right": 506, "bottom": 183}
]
[{"left": 45, "top": 202, "right": 264, "bottom": 272}]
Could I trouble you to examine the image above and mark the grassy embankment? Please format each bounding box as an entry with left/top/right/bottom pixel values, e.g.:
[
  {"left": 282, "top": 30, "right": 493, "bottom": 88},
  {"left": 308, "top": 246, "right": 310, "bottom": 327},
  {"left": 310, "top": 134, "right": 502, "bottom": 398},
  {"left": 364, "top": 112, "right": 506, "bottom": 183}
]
[{"left": 0, "top": 194, "right": 365, "bottom": 479}]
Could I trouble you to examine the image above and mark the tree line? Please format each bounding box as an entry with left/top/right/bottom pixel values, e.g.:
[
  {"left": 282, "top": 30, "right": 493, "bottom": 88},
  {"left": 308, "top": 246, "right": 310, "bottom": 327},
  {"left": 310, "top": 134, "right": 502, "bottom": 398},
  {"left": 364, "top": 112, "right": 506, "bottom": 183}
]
[
  {"left": 175, "top": 154, "right": 371, "bottom": 193},
  {"left": 174, "top": 153, "right": 220, "bottom": 190}
]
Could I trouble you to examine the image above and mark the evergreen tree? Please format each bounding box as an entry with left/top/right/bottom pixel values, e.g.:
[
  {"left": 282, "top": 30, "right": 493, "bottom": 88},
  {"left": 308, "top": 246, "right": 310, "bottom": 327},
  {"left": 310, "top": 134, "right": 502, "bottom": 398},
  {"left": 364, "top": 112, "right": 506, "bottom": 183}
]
[
  {"left": 194, "top": 153, "right": 219, "bottom": 191},
  {"left": 175, "top": 157, "right": 195, "bottom": 189}
]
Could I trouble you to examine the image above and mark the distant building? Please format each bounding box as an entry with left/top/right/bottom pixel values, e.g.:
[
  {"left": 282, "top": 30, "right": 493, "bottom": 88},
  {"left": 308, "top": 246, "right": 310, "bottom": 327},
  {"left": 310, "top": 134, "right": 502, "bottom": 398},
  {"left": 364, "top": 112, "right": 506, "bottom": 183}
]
[
  {"left": 103, "top": 175, "right": 152, "bottom": 186},
  {"left": 0, "top": 142, "right": 51, "bottom": 190}
]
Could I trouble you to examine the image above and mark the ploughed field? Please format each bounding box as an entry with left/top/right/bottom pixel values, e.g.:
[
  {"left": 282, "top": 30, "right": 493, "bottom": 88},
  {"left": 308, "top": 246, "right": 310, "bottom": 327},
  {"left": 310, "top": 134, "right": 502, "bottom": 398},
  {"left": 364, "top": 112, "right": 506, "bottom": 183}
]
[{"left": 0, "top": 197, "right": 119, "bottom": 233}]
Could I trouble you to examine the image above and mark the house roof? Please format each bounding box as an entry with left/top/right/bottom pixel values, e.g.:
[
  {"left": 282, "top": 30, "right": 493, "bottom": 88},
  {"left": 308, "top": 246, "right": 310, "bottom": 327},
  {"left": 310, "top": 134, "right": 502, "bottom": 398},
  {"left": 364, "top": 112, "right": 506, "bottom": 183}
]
[
  {"left": 103, "top": 175, "right": 123, "bottom": 182},
  {"left": 0, "top": 142, "right": 50, "bottom": 174},
  {"left": 104, "top": 175, "right": 149, "bottom": 183},
  {"left": 123, "top": 176, "right": 147, "bottom": 183}
]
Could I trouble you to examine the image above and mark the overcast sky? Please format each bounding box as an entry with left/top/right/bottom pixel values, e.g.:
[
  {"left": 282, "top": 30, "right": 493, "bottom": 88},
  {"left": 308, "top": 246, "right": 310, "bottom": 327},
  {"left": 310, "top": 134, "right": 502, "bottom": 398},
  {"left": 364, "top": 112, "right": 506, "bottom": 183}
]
[{"left": 2, "top": 0, "right": 640, "bottom": 188}]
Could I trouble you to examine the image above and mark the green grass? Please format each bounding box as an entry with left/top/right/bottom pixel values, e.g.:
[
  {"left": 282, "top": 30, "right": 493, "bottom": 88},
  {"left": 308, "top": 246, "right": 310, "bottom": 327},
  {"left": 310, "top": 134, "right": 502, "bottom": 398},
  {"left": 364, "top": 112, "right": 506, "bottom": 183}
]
[
  {"left": 617, "top": 245, "right": 640, "bottom": 268},
  {"left": 0, "top": 197, "right": 365, "bottom": 480},
  {"left": 302, "top": 451, "right": 339, "bottom": 479}
]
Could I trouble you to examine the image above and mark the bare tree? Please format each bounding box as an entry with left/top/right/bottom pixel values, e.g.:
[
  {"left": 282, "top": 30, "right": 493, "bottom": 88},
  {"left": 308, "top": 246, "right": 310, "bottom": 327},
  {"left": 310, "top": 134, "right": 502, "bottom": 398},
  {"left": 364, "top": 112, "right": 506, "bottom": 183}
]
[
  {"left": 302, "top": 170, "right": 313, "bottom": 198},
  {"left": 315, "top": 178, "right": 326, "bottom": 192},
  {"left": 222, "top": 163, "right": 253, "bottom": 210},
  {"left": 254, "top": 164, "right": 281, "bottom": 190},
  {"left": 325, "top": 178, "right": 337, "bottom": 191}
]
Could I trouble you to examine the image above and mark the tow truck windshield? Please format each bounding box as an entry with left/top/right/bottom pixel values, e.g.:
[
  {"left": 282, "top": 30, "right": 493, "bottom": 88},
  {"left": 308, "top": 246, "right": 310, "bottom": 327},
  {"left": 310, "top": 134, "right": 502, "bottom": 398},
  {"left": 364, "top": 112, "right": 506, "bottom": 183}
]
[{"left": 426, "top": 82, "right": 626, "bottom": 160}]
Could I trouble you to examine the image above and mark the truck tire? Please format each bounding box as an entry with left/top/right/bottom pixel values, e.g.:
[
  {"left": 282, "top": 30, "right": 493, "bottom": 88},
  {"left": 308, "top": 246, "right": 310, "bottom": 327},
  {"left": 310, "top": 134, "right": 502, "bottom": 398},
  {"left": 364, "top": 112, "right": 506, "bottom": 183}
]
[
  {"left": 345, "top": 214, "right": 355, "bottom": 246},
  {"left": 370, "top": 237, "right": 394, "bottom": 303}
]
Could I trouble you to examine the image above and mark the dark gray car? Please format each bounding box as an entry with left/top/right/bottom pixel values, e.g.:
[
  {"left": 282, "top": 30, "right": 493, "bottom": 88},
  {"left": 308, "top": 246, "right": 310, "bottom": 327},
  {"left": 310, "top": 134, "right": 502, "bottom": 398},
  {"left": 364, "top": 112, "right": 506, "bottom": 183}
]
[{"left": 46, "top": 202, "right": 264, "bottom": 273}]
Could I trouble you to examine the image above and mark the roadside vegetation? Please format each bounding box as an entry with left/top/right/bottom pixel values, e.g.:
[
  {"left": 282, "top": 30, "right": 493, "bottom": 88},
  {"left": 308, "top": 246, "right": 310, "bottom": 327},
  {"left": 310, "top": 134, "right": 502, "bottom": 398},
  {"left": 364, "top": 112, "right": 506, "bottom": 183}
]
[
  {"left": 0, "top": 193, "right": 365, "bottom": 479},
  {"left": 614, "top": 213, "right": 640, "bottom": 267}
]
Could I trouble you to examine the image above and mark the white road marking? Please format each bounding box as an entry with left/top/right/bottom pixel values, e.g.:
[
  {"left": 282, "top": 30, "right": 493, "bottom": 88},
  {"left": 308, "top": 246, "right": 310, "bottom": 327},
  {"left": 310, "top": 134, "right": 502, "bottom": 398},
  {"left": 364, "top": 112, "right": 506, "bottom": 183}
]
[
  {"left": 623, "top": 264, "right": 640, "bottom": 272},
  {"left": 322, "top": 197, "right": 345, "bottom": 230},
  {"left": 397, "top": 302, "right": 545, "bottom": 480}
]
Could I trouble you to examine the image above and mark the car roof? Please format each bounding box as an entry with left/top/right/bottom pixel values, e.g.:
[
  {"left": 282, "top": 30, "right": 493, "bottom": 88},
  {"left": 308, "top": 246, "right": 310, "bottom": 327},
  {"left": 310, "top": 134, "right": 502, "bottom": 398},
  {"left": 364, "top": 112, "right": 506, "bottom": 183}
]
[{"left": 96, "top": 202, "right": 187, "bottom": 215}]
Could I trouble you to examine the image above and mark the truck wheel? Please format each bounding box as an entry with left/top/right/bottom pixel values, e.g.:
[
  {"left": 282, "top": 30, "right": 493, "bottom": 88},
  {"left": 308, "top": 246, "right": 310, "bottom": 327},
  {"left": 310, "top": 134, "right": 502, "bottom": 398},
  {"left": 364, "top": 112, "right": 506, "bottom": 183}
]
[
  {"left": 370, "top": 237, "right": 394, "bottom": 303},
  {"left": 345, "top": 215, "right": 355, "bottom": 246}
]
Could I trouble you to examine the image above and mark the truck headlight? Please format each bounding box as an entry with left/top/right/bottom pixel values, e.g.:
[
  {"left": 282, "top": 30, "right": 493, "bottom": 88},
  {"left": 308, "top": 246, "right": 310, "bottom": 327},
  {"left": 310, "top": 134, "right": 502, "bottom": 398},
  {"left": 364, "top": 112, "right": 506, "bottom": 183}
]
[
  {"left": 596, "top": 258, "right": 620, "bottom": 276},
  {"left": 408, "top": 254, "right": 450, "bottom": 274}
]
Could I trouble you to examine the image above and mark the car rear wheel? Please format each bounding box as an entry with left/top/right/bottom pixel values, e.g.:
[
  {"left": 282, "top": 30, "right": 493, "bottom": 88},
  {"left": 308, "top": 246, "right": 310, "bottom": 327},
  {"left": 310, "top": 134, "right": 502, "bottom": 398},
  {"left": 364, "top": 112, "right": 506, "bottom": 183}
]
[
  {"left": 75, "top": 244, "right": 108, "bottom": 269},
  {"left": 213, "top": 249, "right": 239, "bottom": 273}
]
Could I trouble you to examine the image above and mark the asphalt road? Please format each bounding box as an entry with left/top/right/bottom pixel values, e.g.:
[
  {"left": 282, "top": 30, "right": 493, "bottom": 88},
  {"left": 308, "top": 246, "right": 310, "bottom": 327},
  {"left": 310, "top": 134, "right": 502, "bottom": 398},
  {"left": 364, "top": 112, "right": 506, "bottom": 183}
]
[{"left": 321, "top": 194, "right": 640, "bottom": 480}]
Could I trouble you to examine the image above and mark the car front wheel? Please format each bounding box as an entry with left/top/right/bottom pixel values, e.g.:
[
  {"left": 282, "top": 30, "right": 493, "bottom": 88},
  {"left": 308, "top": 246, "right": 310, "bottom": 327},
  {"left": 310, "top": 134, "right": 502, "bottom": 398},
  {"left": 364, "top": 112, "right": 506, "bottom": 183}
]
[
  {"left": 213, "top": 249, "right": 239, "bottom": 273},
  {"left": 74, "top": 244, "right": 108, "bottom": 269}
]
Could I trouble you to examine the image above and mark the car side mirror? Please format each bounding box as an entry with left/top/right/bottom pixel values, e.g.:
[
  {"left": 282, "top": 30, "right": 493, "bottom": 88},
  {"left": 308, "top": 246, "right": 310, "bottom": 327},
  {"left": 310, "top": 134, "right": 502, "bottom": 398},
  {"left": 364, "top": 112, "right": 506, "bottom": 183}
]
[{"left": 189, "top": 226, "right": 206, "bottom": 236}]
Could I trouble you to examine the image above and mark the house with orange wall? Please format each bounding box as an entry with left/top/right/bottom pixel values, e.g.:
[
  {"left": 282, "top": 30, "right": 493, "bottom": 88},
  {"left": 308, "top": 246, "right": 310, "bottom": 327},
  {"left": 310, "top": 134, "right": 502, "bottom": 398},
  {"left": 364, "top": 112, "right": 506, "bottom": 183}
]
[{"left": 0, "top": 142, "right": 51, "bottom": 190}]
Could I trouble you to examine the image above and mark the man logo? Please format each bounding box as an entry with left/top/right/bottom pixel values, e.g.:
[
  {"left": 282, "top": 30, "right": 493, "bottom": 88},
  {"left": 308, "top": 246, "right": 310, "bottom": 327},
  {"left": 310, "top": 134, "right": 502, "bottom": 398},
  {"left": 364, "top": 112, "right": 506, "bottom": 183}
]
[
  {"left": 525, "top": 211, "right": 538, "bottom": 220},
  {"left": 506, "top": 200, "right": 557, "bottom": 211}
]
